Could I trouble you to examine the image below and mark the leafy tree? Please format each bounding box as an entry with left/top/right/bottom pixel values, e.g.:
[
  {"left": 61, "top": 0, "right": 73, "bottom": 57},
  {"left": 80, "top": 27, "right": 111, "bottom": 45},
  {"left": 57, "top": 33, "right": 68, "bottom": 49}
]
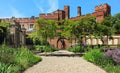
[
  {"left": 112, "top": 13, "right": 120, "bottom": 34},
  {"left": 47, "top": 20, "right": 57, "bottom": 41},
  {"left": 62, "top": 19, "right": 76, "bottom": 44},
  {"left": 29, "top": 18, "right": 48, "bottom": 45},
  {"left": 93, "top": 16, "right": 114, "bottom": 45},
  {"left": 75, "top": 15, "right": 96, "bottom": 43},
  {"left": 29, "top": 18, "right": 57, "bottom": 45}
]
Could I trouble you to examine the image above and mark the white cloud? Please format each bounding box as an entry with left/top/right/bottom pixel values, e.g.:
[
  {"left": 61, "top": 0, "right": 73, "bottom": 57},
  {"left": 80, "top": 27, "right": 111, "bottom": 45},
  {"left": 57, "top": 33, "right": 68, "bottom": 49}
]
[
  {"left": 10, "top": 6, "right": 24, "bottom": 18},
  {"left": 33, "top": 0, "right": 58, "bottom": 13},
  {"left": 32, "top": 0, "right": 45, "bottom": 13},
  {"left": 47, "top": 0, "right": 58, "bottom": 13},
  {"left": 33, "top": 1, "right": 44, "bottom": 13}
]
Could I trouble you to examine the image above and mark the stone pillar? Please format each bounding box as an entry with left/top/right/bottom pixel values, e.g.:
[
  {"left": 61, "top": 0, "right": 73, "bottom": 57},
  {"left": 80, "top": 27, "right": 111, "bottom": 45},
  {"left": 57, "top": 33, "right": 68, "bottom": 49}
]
[
  {"left": 21, "top": 27, "right": 26, "bottom": 46},
  {"left": 9, "top": 20, "right": 21, "bottom": 48}
]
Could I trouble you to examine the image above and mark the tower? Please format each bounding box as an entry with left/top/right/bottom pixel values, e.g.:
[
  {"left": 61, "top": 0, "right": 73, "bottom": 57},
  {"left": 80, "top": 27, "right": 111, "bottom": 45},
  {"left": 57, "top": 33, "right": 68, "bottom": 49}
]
[
  {"left": 103, "top": 3, "right": 111, "bottom": 16},
  {"left": 94, "top": 3, "right": 111, "bottom": 22},
  {"left": 64, "top": 6, "right": 70, "bottom": 19},
  {"left": 77, "top": 6, "right": 81, "bottom": 16}
]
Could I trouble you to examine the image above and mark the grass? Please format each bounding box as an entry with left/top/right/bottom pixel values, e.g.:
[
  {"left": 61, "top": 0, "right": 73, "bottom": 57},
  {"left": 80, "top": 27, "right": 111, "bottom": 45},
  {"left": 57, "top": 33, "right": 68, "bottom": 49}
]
[{"left": 0, "top": 45, "right": 42, "bottom": 73}]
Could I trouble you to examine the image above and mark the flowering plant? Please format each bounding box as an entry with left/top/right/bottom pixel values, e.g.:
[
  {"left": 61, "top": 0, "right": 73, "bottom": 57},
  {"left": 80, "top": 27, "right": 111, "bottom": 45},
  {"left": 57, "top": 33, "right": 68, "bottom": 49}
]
[{"left": 104, "top": 49, "right": 120, "bottom": 64}]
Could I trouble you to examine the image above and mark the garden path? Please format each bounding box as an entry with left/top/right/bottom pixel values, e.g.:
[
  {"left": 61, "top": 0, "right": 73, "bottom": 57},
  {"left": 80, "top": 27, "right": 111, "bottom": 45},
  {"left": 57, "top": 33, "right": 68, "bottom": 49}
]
[{"left": 24, "top": 50, "right": 106, "bottom": 73}]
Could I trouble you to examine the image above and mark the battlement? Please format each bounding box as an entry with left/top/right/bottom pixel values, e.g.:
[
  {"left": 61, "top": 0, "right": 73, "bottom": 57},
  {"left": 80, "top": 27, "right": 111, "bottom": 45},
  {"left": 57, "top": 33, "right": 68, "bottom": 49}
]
[{"left": 95, "top": 3, "right": 110, "bottom": 12}]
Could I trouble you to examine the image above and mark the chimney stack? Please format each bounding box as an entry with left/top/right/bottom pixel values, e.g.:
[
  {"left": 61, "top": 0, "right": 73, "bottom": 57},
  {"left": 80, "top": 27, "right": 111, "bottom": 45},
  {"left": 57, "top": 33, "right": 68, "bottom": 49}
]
[
  {"left": 77, "top": 6, "right": 81, "bottom": 16},
  {"left": 64, "top": 6, "right": 70, "bottom": 19}
]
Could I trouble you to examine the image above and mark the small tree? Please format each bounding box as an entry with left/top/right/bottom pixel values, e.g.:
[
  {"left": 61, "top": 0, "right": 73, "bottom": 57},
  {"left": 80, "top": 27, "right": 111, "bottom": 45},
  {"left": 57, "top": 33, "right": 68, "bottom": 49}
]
[
  {"left": 29, "top": 18, "right": 57, "bottom": 46},
  {"left": 112, "top": 13, "right": 120, "bottom": 34}
]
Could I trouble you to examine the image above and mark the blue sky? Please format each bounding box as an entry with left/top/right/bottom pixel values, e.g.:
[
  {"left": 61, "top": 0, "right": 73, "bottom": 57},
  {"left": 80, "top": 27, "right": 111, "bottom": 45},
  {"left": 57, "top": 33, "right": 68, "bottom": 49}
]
[{"left": 0, "top": 0, "right": 119, "bottom": 18}]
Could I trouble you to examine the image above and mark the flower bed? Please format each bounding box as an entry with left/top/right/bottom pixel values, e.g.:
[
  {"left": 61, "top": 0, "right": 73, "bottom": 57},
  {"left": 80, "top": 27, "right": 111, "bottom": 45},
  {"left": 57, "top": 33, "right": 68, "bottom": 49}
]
[
  {"left": 84, "top": 47, "right": 120, "bottom": 73},
  {"left": 0, "top": 45, "right": 42, "bottom": 73}
]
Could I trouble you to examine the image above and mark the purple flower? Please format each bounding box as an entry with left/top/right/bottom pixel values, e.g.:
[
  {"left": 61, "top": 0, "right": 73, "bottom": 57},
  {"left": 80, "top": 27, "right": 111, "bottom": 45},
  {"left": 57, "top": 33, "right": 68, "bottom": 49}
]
[
  {"left": 104, "top": 49, "right": 120, "bottom": 64},
  {"left": 104, "top": 50, "right": 112, "bottom": 58},
  {"left": 82, "top": 42, "right": 87, "bottom": 46}
]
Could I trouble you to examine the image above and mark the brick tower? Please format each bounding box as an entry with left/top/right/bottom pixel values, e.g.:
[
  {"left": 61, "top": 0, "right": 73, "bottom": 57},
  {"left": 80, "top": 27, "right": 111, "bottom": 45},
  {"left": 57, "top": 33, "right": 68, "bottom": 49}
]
[
  {"left": 64, "top": 6, "right": 70, "bottom": 19},
  {"left": 103, "top": 3, "right": 111, "bottom": 16},
  {"left": 95, "top": 3, "right": 111, "bottom": 22},
  {"left": 77, "top": 6, "right": 81, "bottom": 16}
]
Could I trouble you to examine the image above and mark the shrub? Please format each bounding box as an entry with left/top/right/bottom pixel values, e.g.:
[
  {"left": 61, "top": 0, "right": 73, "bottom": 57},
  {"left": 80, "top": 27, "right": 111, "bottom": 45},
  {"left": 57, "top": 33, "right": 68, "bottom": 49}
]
[
  {"left": 68, "top": 45, "right": 90, "bottom": 53},
  {"left": 14, "top": 47, "right": 42, "bottom": 69},
  {"left": 35, "top": 45, "right": 59, "bottom": 52},
  {"left": 35, "top": 45, "right": 51, "bottom": 52},
  {"left": 0, "top": 45, "right": 42, "bottom": 73},
  {"left": 84, "top": 47, "right": 120, "bottom": 73},
  {"left": 68, "top": 46, "right": 81, "bottom": 53},
  {"left": 52, "top": 48, "right": 59, "bottom": 52},
  {"left": 0, "top": 45, "right": 15, "bottom": 64},
  {"left": 103, "top": 49, "right": 120, "bottom": 64},
  {"left": 84, "top": 49, "right": 104, "bottom": 64},
  {"left": 0, "top": 63, "right": 13, "bottom": 73}
]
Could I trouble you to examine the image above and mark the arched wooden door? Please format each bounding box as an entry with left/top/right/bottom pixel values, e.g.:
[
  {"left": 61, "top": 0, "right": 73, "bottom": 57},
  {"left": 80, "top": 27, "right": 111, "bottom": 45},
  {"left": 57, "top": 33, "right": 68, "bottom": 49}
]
[{"left": 57, "top": 38, "right": 66, "bottom": 49}]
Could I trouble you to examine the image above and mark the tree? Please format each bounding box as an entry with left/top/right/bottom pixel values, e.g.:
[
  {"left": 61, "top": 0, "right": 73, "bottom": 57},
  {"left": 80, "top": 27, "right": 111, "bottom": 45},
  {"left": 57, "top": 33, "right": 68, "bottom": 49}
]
[
  {"left": 29, "top": 18, "right": 46, "bottom": 43},
  {"left": 94, "top": 16, "right": 114, "bottom": 45},
  {"left": 94, "top": 24, "right": 112, "bottom": 45},
  {"left": 29, "top": 18, "right": 57, "bottom": 45},
  {"left": 112, "top": 13, "right": 120, "bottom": 34},
  {"left": 47, "top": 20, "right": 57, "bottom": 41},
  {"left": 62, "top": 19, "right": 76, "bottom": 45},
  {"left": 75, "top": 15, "right": 96, "bottom": 43}
]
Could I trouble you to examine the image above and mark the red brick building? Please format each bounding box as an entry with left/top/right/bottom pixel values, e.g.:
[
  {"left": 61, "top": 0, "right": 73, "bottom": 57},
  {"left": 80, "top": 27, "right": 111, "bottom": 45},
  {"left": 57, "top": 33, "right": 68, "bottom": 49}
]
[
  {"left": 0, "top": 3, "right": 113, "bottom": 49},
  {"left": 0, "top": 3, "right": 111, "bottom": 32}
]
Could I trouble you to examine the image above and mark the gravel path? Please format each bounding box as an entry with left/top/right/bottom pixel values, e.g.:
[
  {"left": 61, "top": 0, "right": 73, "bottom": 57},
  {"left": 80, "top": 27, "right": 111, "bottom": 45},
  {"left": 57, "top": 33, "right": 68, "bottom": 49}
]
[{"left": 24, "top": 51, "right": 106, "bottom": 73}]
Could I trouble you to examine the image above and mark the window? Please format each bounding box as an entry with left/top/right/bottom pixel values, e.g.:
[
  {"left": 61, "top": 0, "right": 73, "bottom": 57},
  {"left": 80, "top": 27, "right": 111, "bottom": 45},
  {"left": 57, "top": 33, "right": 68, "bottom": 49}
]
[
  {"left": 29, "top": 24, "right": 34, "bottom": 30},
  {"left": 30, "top": 24, "right": 33, "bottom": 29}
]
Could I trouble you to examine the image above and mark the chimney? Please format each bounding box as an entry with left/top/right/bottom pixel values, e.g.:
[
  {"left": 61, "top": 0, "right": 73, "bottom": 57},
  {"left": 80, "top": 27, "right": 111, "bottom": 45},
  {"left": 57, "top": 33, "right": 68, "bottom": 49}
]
[
  {"left": 77, "top": 6, "right": 81, "bottom": 16},
  {"left": 64, "top": 6, "right": 70, "bottom": 19}
]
